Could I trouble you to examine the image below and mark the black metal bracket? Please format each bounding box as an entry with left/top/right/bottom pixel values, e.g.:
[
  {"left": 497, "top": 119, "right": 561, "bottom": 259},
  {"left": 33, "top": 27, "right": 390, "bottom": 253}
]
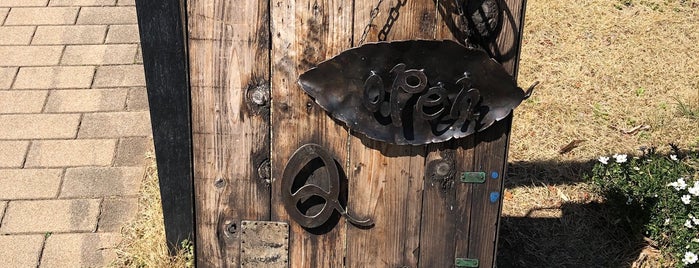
[{"left": 455, "top": 0, "right": 502, "bottom": 45}]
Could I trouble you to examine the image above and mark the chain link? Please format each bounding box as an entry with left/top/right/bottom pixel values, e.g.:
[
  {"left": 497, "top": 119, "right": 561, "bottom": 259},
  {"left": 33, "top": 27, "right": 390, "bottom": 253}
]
[
  {"left": 358, "top": 0, "right": 384, "bottom": 45},
  {"left": 453, "top": 0, "right": 471, "bottom": 45},
  {"left": 377, "top": 0, "right": 406, "bottom": 42},
  {"left": 359, "top": 0, "right": 471, "bottom": 44}
]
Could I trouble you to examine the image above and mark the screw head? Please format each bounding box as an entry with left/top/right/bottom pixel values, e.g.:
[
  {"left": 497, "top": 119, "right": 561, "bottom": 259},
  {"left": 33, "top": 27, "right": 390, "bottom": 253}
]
[
  {"left": 251, "top": 88, "right": 268, "bottom": 106},
  {"left": 214, "top": 177, "right": 226, "bottom": 188}
]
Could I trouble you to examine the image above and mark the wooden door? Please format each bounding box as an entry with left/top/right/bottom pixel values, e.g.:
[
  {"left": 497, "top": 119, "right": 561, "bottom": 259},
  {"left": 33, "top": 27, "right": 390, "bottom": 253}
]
[{"left": 186, "top": 0, "right": 527, "bottom": 267}]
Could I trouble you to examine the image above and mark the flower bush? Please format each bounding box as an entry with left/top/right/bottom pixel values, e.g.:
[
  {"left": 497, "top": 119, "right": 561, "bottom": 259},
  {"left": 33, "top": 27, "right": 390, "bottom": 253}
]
[{"left": 590, "top": 146, "right": 699, "bottom": 267}]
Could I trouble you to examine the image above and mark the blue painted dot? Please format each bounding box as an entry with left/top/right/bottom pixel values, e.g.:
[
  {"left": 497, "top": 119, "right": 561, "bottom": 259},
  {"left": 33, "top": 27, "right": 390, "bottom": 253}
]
[
  {"left": 489, "top": 192, "right": 500, "bottom": 203},
  {"left": 491, "top": 171, "right": 499, "bottom": 179}
]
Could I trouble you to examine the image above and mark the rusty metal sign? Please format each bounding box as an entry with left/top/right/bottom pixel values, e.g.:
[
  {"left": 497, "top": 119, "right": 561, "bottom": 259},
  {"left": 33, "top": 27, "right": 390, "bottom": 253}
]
[
  {"left": 281, "top": 144, "right": 373, "bottom": 229},
  {"left": 298, "top": 39, "right": 532, "bottom": 145},
  {"left": 240, "top": 221, "right": 289, "bottom": 267}
]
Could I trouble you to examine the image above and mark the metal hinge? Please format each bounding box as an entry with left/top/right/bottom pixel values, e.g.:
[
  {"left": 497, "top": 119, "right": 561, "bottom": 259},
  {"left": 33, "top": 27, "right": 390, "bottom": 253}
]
[
  {"left": 455, "top": 258, "right": 480, "bottom": 267},
  {"left": 460, "top": 171, "right": 486, "bottom": 183}
]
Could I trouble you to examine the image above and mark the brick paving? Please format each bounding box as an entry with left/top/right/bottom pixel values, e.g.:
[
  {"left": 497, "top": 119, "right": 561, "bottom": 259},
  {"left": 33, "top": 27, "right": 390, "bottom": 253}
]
[{"left": 0, "top": 1, "right": 151, "bottom": 266}]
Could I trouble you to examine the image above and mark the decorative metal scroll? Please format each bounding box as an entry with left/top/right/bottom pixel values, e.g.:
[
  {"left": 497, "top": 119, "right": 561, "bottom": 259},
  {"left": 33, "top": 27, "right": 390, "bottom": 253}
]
[
  {"left": 298, "top": 40, "right": 530, "bottom": 145},
  {"left": 281, "top": 144, "right": 373, "bottom": 229}
]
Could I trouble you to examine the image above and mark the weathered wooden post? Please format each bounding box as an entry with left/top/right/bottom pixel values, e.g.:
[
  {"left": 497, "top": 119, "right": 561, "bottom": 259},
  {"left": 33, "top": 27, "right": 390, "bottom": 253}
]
[
  {"left": 135, "top": 0, "right": 194, "bottom": 252},
  {"left": 136, "top": 0, "right": 529, "bottom": 266}
]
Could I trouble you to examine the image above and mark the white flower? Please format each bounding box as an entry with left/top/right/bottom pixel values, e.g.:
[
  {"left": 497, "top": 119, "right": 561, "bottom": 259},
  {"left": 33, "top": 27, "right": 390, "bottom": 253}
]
[
  {"left": 598, "top": 156, "right": 610, "bottom": 165},
  {"left": 689, "top": 182, "right": 699, "bottom": 197},
  {"left": 683, "top": 251, "right": 698, "bottom": 264},
  {"left": 685, "top": 219, "right": 694, "bottom": 228},
  {"left": 692, "top": 215, "right": 699, "bottom": 225},
  {"left": 682, "top": 194, "right": 692, "bottom": 204},
  {"left": 671, "top": 154, "right": 679, "bottom": 161},
  {"left": 670, "top": 178, "right": 688, "bottom": 191},
  {"left": 665, "top": 218, "right": 671, "bottom": 225},
  {"left": 613, "top": 154, "right": 628, "bottom": 163},
  {"left": 633, "top": 166, "right": 640, "bottom": 171}
]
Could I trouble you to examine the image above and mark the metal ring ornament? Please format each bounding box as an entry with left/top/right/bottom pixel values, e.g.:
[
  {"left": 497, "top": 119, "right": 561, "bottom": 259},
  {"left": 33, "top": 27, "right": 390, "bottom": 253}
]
[{"left": 281, "top": 144, "right": 374, "bottom": 229}]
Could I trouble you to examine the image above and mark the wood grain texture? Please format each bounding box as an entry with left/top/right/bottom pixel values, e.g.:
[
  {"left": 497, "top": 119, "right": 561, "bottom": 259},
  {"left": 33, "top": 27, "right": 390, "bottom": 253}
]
[
  {"left": 134, "top": 0, "right": 194, "bottom": 254},
  {"left": 417, "top": 2, "right": 477, "bottom": 266},
  {"left": 418, "top": 144, "right": 460, "bottom": 268},
  {"left": 345, "top": 1, "right": 435, "bottom": 267},
  {"left": 270, "top": 0, "right": 354, "bottom": 267},
  {"left": 188, "top": 0, "right": 272, "bottom": 266},
  {"left": 465, "top": 117, "right": 510, "bottom": 268},
  {"left": 179, "top": 0, "right": 526, "bottom": 266},
  {"left": 464, "top": 1, "right": 526, "bottom": 267}
]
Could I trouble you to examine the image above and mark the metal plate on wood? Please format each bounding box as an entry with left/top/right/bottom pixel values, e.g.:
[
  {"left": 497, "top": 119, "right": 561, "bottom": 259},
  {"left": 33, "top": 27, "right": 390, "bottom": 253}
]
[
  {"left": 460, "top": 171, "right": 486, "bottom": 183},
  {"left": 456, "top": 258, "right": 480, "bottom": 267},
  {"left": 240, "top": 221, "right": 289, "bottom": 267},
  {"left": 298, "top": 39, "right": 529, "bottom": 145}
]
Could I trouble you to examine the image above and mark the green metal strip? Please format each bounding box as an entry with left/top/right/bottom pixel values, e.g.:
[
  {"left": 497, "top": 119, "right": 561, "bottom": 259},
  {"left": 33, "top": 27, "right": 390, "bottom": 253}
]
[
  {"left": 455, "top": 258, "right": 479, "bottom": 267},
  {"left": 460, "top": 171, "right": 486, "bottom": 183}
]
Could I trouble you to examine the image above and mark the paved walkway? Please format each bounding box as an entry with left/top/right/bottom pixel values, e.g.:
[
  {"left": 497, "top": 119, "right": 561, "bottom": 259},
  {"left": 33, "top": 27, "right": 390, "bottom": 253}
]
[{"left": 0, "top": 0, "right": 152, "bottom": 267}]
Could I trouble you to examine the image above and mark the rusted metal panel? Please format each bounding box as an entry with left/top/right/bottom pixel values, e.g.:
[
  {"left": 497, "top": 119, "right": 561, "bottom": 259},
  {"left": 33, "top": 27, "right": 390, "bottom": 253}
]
[{"left": 240, "top": 221, "right": 289, "bottom": 268}]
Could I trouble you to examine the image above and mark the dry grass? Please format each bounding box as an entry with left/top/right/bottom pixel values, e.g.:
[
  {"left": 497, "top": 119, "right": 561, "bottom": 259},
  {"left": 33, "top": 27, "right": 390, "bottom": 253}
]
[
  {"left": 115, "top": 0, "right": 699, "bottom": 266},
  {"left": 111, "top": 151, "right": 192, "bottom": 267},
  {"left": 502, "top": 0, "right": 699, "bottom": 266},
  {"left": 513, "top": 0, "right": 699, "bottom": 161}
]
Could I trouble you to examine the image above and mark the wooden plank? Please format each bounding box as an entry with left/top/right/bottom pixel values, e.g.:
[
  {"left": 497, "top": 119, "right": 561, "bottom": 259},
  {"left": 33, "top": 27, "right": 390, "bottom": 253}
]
[
  {"left": 481, "top": 0, "right": 527, "bottom": 76},
  {"left": 418, "top": 2, "right": 478, "bottom": 266},
  {"left": 270, "top": 0, "right": 354, "bottom": 267},
  {"left": 345, "top": 1, "right": 436, "bottom": 266},
  {"left": 187, "top": 0, "right": 272, "bottom": 266},
  {"left": 419, "top": 144, "right": 461, "bottom": 268},
  {"left": 464, "top": 0, "right": 526, "bottom": 267},
  {"left": 465, "top": 117, "right": 510, "bottom": 268},
  {"left": 134, "top": 0, "right": 195, "bottom": 253}
]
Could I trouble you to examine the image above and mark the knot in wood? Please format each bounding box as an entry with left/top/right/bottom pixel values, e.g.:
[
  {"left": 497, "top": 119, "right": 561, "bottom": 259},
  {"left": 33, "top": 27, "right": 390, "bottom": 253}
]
[
  {"left": 251, "top": 87, "right": 268, "bottom": 106},
  {"left": 226, "top": 222, "right": 237, "bottom": 235},
  {"left": 434, "top": 161, "right": 452, "bottom": 177},
  {"left": 426, "top": 158, "right": 454, "bottom": 181},
  {"left": 214, "top": 177, "right": 226, "bottom": 188},
  {"left": 257, "top": 159, "right": 271, "bottom": 182}
]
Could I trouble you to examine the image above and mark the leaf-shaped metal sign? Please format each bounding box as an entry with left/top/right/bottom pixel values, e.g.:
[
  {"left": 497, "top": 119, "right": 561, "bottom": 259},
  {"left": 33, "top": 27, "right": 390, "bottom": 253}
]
[{"left": 298, "top": 40, "right": 527, "bottom": 145}]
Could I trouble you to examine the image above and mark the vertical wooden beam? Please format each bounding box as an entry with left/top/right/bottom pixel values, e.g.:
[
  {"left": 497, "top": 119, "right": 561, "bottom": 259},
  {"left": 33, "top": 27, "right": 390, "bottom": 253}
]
[
  {"left": 270, "top": 0, "right": 354, "bottom": 267},
  {"left": 134, "top": 0, "right": 195, "bottom": 253},
  {"left": 346, "top": 1, "right": 433, "bottom": 266},
  {"left": 418, "top": 2, "right": 477, "bottom": 266},
  {"left": 187, "top": 0, "right": 272, "bottom": 266},
  {"left": 464, "top": 1, "right": 527, "bottom": 267}
]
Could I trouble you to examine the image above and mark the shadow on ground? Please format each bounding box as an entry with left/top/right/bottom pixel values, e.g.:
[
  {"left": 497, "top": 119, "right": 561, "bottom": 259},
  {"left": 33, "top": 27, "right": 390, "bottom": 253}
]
[
  {"left": 505, "top": 159, "right": 596, "bottom": 187},
  {"left": 496, "top": 160, "right": 648, "bottom": 267}
]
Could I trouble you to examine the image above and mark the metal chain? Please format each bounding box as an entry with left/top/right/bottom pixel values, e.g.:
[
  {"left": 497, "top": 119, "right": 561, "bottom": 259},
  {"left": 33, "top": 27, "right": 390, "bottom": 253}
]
[
  {"left": 358, "top": 0, "right": 384, "bottom": 45},
  {"left": 453, "top": 0, "right": 471, "bottom": 45},
  {"left": 377, "top": 0, "right": 406, "bottom": 41},
  {"left": 359, "top": 0, "right": 472, "bottom": 45}
]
